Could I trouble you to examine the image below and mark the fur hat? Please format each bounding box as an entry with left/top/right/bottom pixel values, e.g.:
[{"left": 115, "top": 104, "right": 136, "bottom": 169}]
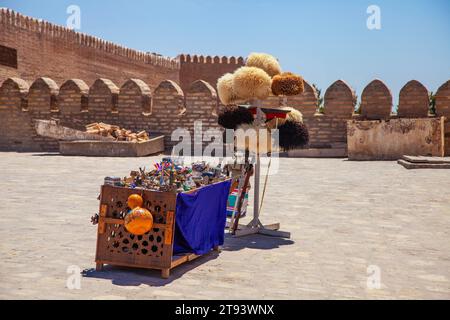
[
  {"left": 218, "top": 106, "right": 254, "bottom": 129},
  {"left": 232, "top": 66, "right": 272, "bottom": 101},
  {"left": 278, "top": 120, "right": 309, "bottom": 151},
  {"left": 217, "top": 73, "right": 238, "bottom": 105},
  {"left": 265, "top": 107, "right": 303, "bottom": 129},
  {"left": 246, "top": 53, "right": 281, "bottom": 77},
  {"left": 271, "top": 72, "right": 304, "bottom": 96},
  {"left": 286, "top": 107, "right": 303, "bottom": 123}
]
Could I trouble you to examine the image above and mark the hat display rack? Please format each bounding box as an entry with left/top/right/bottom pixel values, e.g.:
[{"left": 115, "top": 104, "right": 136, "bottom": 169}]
[{"left": 217, "top": 53, "right": 309, "bottom": 238}]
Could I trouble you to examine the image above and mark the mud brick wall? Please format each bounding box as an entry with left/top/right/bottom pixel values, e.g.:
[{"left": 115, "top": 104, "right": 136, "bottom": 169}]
[
  {"left": 347, "top": 78, "right": 450, "bottom": 159},
  {"left": 251, "top": 78, "right": 450, "bottom": 154},
  {"left": 0, "top": 9, "right": 179, "bottom": 89},
  {"left": 360, "top": 79, "right": 393, "bottom": 120},
  {"left": 266, "top": 79, "right": 355, "bottom": 148},
  {"left": 347, "top": 118, "right": 445, "bottom": 160},
  {"left": 398, "top": 80, "right": 429, "bottom": 118},
  {"left": 0, "top": 78, "right": 36, "bottom": 151},
  {"left": 1, "top": 76, "right": 449, "bottom": 155},
  {"left": 435, "top": 80, "right": 450, "bottom": 156},
  {"left": 0, "top": 76, "right": 220, "bottom": 153},
  {"left": 0, "top": 9, "right": 448, "bottom": 156},
  {"left": 179, "top": 54, "right": 244, "bottom": 93},
  {"left": 0, "top": 9, "right": 245, "bottom": 94}
]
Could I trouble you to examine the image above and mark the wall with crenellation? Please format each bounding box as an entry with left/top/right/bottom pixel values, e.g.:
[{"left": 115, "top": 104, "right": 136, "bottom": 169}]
[
  {"left": 178, "top": 54, "right": 244, "bottom": 92},
  {"left": 0, "top": 9, "right": 245, "bottom": 94},
  {"left": 258, "top": 77, "right": 449, "bottom": 157},
  {"left": 435, "top": 80, "right": 450, "bottom": 156},
  {"left": 0, "top": 9, "right": 449, "bottom": 157},
  {"left": 0, "top": 76, "right": 221, "bottom": 152},
  {"left": 1, "top": 75, "right": 448, "bottom": 156},
  {"left": 346, "top": 79, "right": 450, "bottom": 160},
  {"left": 0, "top": 9, "right": 180, "bottom": 89}
]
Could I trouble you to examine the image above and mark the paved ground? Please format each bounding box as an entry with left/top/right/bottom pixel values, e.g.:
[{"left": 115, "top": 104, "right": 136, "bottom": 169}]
[{"left": 0, "top": 152, "right": 449, "bottom": 299}]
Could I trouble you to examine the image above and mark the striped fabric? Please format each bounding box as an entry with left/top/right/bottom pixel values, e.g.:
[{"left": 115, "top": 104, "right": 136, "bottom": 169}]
[{"left": 226, "top": 188, "right": 249, "bottom": 218}]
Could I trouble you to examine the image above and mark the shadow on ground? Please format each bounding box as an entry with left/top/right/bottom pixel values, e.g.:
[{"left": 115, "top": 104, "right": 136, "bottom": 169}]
[
  {"left": 81, "top": 235, "right": 293, "bottom": 287},
  {"left": 31, "top": 153, "right": 62, "bottom": 156},
  {"left": 81, "top": 251, "right": 219, "bottom": 287},
  {"left": 222, "top": 233, "right": 294, "bottom": 251}
]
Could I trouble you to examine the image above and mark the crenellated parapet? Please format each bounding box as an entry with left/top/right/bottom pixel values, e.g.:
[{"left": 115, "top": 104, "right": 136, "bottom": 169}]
[
  {"left": 360, "top": 79, "right": 393, "bottom": 120},
  {"left": 28, "top": 77, "right": 59, "bottom": 115},
  {"left": 323, "top": 80, "right": 355, "bottom": 118},
  {"left": 59, "top": 79, "right": 89, "bottom": 114},
  {"left": 119, "top": 79, "right": 152, "bottom": 115},
  {"left": 0, "top": 8, "right": 180, "bottom": 70},
  {"left": 0, "top": 76, "right": 220, "bottom": 150},
  {"left": 435, "top": 80, "right": 450, "bottom": 156},
  {"left": 0, "top": 76, "right": 448, "bottom": 153},
  {"left": 398, "top": 80, "right": 429, "bottom": 118},
  {"left": 435, "top": 80, "right": 450, "bottom": 117},
  {"left": 178, "top": 54, "right": 244, "bottom": 65},
  {"left": 178, "top": 53, "right": 245, "bottom": 93}
]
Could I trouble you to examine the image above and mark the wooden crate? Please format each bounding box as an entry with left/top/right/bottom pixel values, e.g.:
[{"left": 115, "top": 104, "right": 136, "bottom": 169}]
[{"left": 95, "top": 184, "right": 218, "bottom": 278}]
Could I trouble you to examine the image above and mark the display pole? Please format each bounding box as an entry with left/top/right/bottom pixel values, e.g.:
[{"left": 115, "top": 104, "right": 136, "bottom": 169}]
[
  {"left": 253, "top": 150, "right": 260, "bottom": 223},
  {"left": 233, "top": 106, "right": 291, "bottom": 238}
]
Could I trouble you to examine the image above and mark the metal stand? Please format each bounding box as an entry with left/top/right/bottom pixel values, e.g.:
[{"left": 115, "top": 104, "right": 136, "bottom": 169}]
[{"left": 233, "top": 106, "right": 291, "bottom": 239}]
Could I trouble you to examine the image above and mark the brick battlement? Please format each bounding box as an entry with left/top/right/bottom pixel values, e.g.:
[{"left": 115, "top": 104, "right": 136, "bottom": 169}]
[
  {"left": 178, "top": 54, "right": 244, "bottom": 65},
  {"left": 178, "top": 54, "right": 244, "bottom": 92},
  {"left": 0, "top": 8, "right": 242, "bottom": 93},
  {"left": 0, "top": 9, "right": 448, "bottom": 155},
  {"left": 0, "top": 8, "right": 179, "bottom": 69},
  {"left": 1, "top": 76, "right": 448, "bottom": 154}
]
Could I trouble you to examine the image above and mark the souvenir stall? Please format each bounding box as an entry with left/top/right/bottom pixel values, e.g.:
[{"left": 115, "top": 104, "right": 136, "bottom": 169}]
[
  {"left": 92, "top": 158, "right": 231, "bottom": 278},
  {"left": 218, "top": 53, "right": 309, "bottom": 238},
  {"left": 91, "top": 53, "right": 309, "bottom": 278}
]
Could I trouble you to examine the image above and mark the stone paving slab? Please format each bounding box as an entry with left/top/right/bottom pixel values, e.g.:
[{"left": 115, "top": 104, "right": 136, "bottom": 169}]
[{"left": 0, "top": 153, "right": 449, "bottom": 299}]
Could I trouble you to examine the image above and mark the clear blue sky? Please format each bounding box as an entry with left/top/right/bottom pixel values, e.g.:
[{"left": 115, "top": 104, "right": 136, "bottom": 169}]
[{"left": 2, "top": 0, "right": 449, "bottom": 105}]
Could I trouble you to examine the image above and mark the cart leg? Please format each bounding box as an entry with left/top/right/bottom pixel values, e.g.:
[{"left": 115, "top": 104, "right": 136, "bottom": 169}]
[
  {"left": 213, "top": 245, "right": 221, "bottom": 252},
  {"left": 96, "top": 262, "right": 103, "bottom": 271},
  {"left": 161, "top": 268, "right": 170, "bottom": 279}
]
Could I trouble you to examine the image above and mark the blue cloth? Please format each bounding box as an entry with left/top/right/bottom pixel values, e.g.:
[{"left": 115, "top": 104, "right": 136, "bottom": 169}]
[{"left": 173, "top": 180, "right": 231, "bottom": 255}]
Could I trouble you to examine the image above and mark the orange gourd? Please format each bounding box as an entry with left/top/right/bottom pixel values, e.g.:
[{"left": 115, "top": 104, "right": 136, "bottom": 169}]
[
  {"left": 127, "top": 194, "right": 143, "bottom": 209},
  {"left": 124, "top": 207, "right": 153, "bottom": 235}
]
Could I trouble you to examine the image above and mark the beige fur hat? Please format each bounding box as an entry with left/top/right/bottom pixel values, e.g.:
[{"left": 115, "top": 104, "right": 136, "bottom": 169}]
[
  {"left": 217, "top": 73, "right": 238, "bottom": 105},
  {"left": 232, "top": 66, "right": 272, "bottom": 101},
  {"left": 265, "top": 107, "right": 303, "bottom": 129},
  {"left": 246, "top": 53, "right": 281, "bottom": 77}
]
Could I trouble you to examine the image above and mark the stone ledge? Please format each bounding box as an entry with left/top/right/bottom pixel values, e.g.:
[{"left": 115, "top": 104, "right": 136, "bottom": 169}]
[
  {"left": 398, "top": 159, "right": 450, "bottom": 169},
  {"left": 285, "top": 147, "right": 347, "bottom": 158}
]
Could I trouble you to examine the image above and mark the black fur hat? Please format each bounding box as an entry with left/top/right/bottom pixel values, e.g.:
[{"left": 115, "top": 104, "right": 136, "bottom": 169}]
[
  {"left": 277, "top": 120, "right": 309, "bottom": 151},
  {"left": 218, "top": 106, "right": 254, "bottom": 129}
]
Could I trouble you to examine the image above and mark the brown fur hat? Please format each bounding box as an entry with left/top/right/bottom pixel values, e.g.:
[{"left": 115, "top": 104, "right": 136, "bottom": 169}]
[{"left": 271, "top": 72, "right": 304, "bottom": 96}]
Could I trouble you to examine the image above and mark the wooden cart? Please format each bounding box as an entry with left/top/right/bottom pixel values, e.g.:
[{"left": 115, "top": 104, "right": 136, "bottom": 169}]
[{"left": 95, "top": 184, "right": 219, "bottom": 278}]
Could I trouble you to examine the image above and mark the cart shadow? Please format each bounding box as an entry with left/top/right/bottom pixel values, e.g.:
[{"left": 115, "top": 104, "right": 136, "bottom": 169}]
[
  {"left": 81, "top": 251, "right": 219, "bottom": 287},
  {"left": 31, "top": 153, "right": 61, "bottom": 156},
  {"left": 222, "top": 233, "right": 294, "bottom": 251}
]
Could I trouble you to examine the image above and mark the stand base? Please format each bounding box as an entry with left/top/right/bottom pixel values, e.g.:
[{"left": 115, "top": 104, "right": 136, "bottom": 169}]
[{"left": 227, "top": 221, "right": 291, "bottom": 238}]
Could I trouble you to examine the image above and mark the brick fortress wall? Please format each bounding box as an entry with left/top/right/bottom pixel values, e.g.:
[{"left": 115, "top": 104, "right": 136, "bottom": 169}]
[
  {"left": 0, "top": 9, "right": 449, "bottom": 155},
  {"left": 0, "top": 9, "right": 180, "bottom": 89},
  {"left": 1, "top": 76, "right": 448, "bottom": 155},
  {"left": 178, "top": 54, "right": 244, "bottom": 92}
]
